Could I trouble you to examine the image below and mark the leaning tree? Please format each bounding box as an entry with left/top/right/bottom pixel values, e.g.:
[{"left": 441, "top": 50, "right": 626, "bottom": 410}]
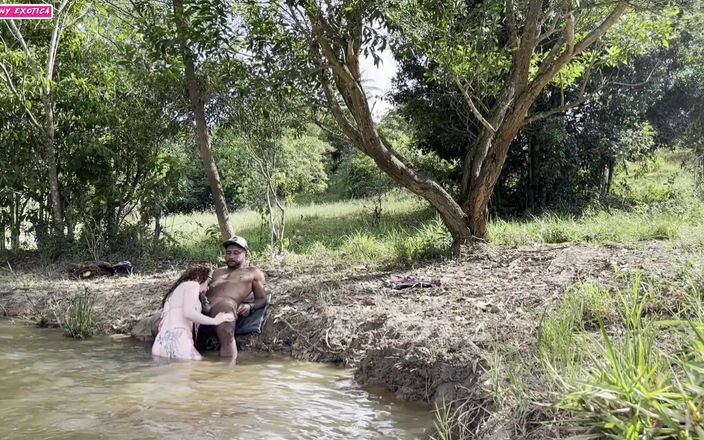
[{"left": 260, "top": 0, "right": 676, "bottom": 244}]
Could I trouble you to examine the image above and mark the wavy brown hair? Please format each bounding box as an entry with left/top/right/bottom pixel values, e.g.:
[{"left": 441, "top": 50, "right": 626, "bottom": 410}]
[{"left": 161, "top": 264, "right": 212, "bottom": 307}]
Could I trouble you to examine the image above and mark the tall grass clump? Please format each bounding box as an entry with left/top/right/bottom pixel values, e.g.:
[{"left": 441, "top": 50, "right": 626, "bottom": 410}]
[
  {"left": 538, "top": 281, "right": 615, "bottom": 366},
  {"left": 430, "top": 400, "right": 472, "bottom": 440},
  {"left": 339, "top": 230, "right": 391, "bottom": 264},
  {"left": 60, "top": 288, "right": 98, "bottom": 339},
  {"left": 546, "top": 274, "right": 704, "bottom": 439},
  {"left": 394, "top": 217, "right": 453, "bottom": 264}
]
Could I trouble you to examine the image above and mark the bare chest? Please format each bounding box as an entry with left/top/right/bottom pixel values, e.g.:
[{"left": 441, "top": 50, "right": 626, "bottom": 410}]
[{"left": 207, "top": 272, "right": 254, "bottom": 300}]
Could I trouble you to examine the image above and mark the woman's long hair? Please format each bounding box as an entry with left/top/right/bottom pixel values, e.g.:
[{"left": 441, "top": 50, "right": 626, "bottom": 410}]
[{"left": 161, "top": 264, "right": 212, "bottom": 307}]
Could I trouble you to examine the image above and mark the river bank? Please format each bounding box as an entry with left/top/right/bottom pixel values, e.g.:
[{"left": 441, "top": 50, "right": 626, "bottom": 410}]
[{"left": 0, "top": 241, "right": 695, "bottom": 438}]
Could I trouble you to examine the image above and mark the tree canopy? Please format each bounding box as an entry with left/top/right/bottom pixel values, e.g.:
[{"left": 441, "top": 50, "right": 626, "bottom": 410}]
[{"left": 0, "top": 0, "right": 700, "bottom": 257}]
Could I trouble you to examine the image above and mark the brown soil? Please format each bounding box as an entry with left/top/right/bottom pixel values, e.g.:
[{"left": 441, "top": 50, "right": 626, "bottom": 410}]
[{"left": 0, "top": 242, "right": 692, "bottom": 438}]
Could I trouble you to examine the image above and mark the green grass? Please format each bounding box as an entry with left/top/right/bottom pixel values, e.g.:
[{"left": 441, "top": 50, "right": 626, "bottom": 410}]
[
  {"left": 545, "top": 274, "right": 704, "bottom": 439},
  {"left": 151, "top": 150, "right": 703, "bottom": 271},
  {"left": 4, "top": 150, "right": 702, "bottom": 271},
  {"left": 538, "top": 281, "right": 616, "bottom": 366},
  {"left": 161, "top": 191, "right": 449, "bottom": 268},
  {"left": 438, "top": 267, "right": 704, "bottom": 440},
  {"left": 60, "top": 288, "right": 98, "bottom": 339},
  {"left": 491, "top": 152, "right": 704, "bottom": 247}
]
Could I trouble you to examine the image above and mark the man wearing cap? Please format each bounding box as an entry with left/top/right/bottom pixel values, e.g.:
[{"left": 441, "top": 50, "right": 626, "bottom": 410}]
[{"left": 204, "top": 235, "right": 268, "bottom": 358}]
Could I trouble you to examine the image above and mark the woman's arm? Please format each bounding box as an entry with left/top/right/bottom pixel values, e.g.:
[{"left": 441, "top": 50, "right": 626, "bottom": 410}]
[{"left": 181, "top": 283, "right": 233, "bottom": 325}]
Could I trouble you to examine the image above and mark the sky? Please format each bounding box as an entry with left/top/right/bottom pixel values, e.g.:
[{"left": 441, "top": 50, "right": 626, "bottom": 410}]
[{"left": 359, "top": 48, "right": 398, "bottom": 121}]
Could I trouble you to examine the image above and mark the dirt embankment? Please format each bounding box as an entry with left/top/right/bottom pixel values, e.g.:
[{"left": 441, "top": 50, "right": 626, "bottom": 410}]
[{"left": 0, "top": 243, "right": 688, "bottom": 436}]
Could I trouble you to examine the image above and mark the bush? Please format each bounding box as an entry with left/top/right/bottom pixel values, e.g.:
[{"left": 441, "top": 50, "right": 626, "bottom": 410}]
[{"left": 329, "top": 149, "right": 394, "bottom": 199}]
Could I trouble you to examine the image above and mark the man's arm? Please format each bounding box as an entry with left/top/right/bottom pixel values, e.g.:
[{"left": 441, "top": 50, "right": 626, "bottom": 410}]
[{"left": 250, "top": 268, "right": 268, "bottom": 312}]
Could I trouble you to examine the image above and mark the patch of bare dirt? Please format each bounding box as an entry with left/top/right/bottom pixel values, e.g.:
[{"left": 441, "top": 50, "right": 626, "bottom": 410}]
[
  {"left": 252, "top": 242, "right": 686, "bottom": 403},
  {"left": 0, "top": 241, "right": 693, "bottom": 436}
]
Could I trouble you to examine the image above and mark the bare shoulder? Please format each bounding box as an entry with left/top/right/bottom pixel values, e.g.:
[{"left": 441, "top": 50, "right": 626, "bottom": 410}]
[
  {"left": 175, "top": 280, "right": 199, "bottom": 295},
  {"left": 248, "top": 266, "right": 266, "bottom": 281}
]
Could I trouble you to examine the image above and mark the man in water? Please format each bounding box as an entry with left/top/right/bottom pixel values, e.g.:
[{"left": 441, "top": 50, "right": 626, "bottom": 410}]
[{"left": 205, "top": 235, "right": 268, "bottom": 358}]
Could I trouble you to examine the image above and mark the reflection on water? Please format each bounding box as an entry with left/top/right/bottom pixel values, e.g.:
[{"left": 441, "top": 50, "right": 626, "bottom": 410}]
[{"left": 0, "top": 320, "right": 431, "bottom": 439}]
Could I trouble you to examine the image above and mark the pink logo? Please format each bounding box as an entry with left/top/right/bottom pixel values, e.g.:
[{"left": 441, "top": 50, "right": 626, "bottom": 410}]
[{"left": 0, "top": 4, "right": 53, "bottom": 20}]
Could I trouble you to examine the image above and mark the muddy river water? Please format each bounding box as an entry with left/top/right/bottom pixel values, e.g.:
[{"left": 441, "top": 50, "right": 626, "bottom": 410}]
[{"left": 0, "top": 320, "right": 432, "bottom": 439}]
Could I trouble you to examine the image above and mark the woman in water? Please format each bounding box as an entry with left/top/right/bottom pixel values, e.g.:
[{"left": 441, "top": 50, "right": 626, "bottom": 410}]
[{"left": 152, "top": 265, "right": 234, "bottom": 360}]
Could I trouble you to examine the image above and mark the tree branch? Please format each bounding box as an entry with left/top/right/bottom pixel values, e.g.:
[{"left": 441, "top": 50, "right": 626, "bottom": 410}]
[
  {"left": 528, "top": 1, "right": 629, "bottom": 100},
  {"left": 523, "top": 96, "right": 590, "bottom": 125},
  {"left": 0, "top": 60, "right": 41, "bottom": 129},
  {"left": 511, "top": 0, "right": 544, "bottom": 92},
  {"left": 574, "top": 1, "right": 628, "bottom": 56},
  {"left": 453, "top": 76, "right": 495, "bottom": 133},
  {"left": 506, "top": 0, "right": 518, "bottom": 50},
  {"left": 319, "top": 69, "right": 364, "bottom": 149},
  {"left": 5, "top": 21, "right": 42, "bottom": 79}
]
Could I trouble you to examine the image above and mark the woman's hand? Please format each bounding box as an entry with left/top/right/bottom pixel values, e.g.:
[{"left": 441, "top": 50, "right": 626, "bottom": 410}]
[{"left": 214, "top": 312, "right": 235, "bottom": 325}]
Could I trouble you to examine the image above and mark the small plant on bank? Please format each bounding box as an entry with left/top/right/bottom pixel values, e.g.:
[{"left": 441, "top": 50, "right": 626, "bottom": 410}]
[
  {"left": 60, "top": 287, "right": 98, "bottom": 339},
  {"left": 430, "top": 399, "right": 471, "bottom": 440},
  {"left": 538, "top": 280, "right": 615, "bottom": 365},
  {"left": 25, "top": 295, "right": 51, "bottom": 328}
]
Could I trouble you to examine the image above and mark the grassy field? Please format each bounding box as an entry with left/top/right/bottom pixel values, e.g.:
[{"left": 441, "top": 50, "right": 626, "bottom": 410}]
[
  {"left": 162, "top": 191, "right": 449, "bottom": 268},
  {"left": 161, "top": 151, "right": 704, "bottom": 269}
]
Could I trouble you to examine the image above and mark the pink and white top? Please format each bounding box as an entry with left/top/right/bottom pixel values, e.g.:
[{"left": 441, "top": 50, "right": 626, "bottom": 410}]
[{"left": 151, "top": 281, "right": 212, "bottom": 361}]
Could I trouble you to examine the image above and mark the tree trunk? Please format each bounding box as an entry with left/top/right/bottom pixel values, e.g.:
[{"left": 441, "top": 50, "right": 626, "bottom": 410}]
[
  {"left": 173, "top": 0, "right": 234, "bottom": 241},
  {"left": 605, "top": 159, "right": 615, "bottom": 195},
  {"left": 154, "top": 213, "right": 161, "bottom": 243},
  {"left": 43, "top": 92, "right": 64, "bottom": 237},
  {"left": 106, "top": 200, "right": 119, "bottom": 243},
  {"left": 11, "top": 193, "right": 21, "bottom": 250},
  {"left": 528, "top": 141, "right": 536, "bottom": 210},
  {"left": 463, "top": 107, "right": 528, "bottom": 239}
]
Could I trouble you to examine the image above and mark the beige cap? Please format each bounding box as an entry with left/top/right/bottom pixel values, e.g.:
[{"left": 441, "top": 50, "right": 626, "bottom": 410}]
[{"left": 223, "top": 235, "right": 249, "bottom": 252}]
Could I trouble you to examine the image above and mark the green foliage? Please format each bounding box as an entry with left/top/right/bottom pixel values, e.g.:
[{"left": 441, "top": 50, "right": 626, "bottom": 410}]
[
  {"left": 214, "top": 124, "right": 332, "bottom": 251},
  {"left": 546, "top": 276, "right": 704, "bottom": 439},
  {"left": 329, "top": 149, "right": 394, "bottom": 198},
  {"left": 1, "top": 4, "right": 188, "bottom": 256},
  {"left": 61, "top": 288, "right": 97, "bottom": 340},
  {"left": 539, "top": 281, "right": 615, "bottom": 365}
]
